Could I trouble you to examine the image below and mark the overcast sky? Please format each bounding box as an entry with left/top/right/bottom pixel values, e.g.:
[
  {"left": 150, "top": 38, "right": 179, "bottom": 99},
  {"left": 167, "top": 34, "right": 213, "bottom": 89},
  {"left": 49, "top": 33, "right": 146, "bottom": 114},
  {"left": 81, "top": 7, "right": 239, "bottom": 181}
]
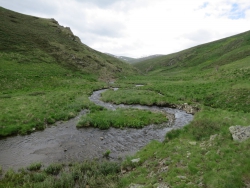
[{"left": 1, "top": 0, "right": 250, "bottom": 58}]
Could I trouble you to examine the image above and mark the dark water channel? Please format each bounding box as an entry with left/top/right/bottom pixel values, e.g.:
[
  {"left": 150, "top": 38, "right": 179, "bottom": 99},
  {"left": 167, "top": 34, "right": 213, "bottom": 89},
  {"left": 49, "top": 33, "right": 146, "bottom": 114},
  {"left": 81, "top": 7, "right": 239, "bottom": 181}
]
[{"left": 0, "top": 89, "right": 193, "bottom": 171}]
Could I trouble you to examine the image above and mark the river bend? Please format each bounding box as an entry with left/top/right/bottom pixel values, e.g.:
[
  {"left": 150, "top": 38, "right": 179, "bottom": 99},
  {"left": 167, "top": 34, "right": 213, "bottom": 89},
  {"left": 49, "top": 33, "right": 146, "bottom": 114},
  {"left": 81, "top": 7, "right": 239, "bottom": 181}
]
[{"left": 0, "top": 89, "right": 193, "bottom": 170}]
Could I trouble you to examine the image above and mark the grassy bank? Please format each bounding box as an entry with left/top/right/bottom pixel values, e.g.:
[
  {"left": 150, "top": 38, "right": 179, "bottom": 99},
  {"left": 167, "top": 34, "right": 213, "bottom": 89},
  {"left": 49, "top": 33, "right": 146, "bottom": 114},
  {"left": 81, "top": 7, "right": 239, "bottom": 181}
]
[
  {"left": 118, "top": 107, "right": 250, "bottom": 188},
  {"left": 0, "top": 161, "right": 121, "bottom": 188},
  {"left": 1, "top": 107, "right": 250, "bottom": 187},
  {"left": 0, "top": 56, "right": 105, "bottom": 137}
]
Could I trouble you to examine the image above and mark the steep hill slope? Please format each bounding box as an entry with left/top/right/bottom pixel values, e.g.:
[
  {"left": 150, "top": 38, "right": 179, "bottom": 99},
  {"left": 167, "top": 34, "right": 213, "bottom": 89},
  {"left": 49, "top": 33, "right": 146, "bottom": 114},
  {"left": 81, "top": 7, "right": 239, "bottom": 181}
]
[
  {"left": 134, "top": 31, "right": 250, "bottom": 74},
  {"left": 0, "top": 7, "right": 137, "bottom": 77}
]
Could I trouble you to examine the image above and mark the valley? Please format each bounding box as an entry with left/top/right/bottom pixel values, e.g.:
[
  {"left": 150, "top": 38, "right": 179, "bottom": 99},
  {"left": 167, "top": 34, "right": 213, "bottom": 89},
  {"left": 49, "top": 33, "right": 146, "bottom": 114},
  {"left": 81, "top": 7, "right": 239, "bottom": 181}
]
[{"left": 0, "top": 6, "right": 250, "bottom": 188}]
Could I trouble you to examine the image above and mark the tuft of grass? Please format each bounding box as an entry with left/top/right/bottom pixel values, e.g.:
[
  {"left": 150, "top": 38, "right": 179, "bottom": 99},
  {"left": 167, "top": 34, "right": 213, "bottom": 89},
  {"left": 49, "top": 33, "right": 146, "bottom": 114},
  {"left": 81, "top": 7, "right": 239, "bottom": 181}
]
[
  {"left": 0, "top": 166, "right": 2, "bottom": 175},
  {"left": 165, "top": 129, "right": 182, "bottom": 141},
  {"left": 44, "top": 164, "right": 63, "bottom": 175},
  {"left": 30, "top": 172, "right": 47, "bottom": 183},
  {"left": 103, "top": 150, "right": 111, "bottom": 158},
  {"left": 27, "top": 162, "right": 42, "bottom": 171},
  {"left": 186, "top": 118, "right": 221, "bottom": 141}
]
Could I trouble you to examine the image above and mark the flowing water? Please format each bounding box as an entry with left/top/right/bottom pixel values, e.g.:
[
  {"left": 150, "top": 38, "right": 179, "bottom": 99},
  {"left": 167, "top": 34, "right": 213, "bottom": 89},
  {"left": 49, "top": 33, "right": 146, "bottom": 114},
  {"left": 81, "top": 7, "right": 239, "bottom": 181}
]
[{"left": 0, "top": 89, "right": 193, "bottom": 171}]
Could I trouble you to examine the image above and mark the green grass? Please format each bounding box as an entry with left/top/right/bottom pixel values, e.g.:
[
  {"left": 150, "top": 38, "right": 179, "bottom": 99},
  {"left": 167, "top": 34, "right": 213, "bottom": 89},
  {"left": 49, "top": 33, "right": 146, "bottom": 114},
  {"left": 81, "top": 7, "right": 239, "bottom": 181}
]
[
  {"left": 77, "top": 108, "right": 167, "bottom": 129},
  {"left": 27, "top": 162, "right": 42, "bottom": 171},
  {"left": 44, "top": 164, "right": 63, "bottom": 175},
  {"left": 102, "top": 88, "right": 171, "bottom": 106}
]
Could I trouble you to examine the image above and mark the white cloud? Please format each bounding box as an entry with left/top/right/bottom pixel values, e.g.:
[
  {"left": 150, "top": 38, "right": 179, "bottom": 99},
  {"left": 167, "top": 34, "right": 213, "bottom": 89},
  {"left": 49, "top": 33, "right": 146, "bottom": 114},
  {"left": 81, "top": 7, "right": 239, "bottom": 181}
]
[{"left": 0, "top": 0, "right": 250, "bottom": 57}]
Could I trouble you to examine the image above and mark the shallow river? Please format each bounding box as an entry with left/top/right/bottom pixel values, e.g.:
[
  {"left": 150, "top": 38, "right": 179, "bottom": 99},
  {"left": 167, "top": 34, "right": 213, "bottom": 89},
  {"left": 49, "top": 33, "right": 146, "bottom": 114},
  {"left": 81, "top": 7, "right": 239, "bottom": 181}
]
[{"left": 0, "top": 89, "right": 193, "bottom": 170}]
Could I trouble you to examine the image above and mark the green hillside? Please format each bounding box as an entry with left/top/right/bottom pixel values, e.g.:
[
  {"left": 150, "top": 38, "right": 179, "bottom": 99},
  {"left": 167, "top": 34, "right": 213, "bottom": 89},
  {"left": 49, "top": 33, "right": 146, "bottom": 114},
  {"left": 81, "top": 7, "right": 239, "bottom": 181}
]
[
  {"left": 134, "top": 31, "right": 250, "bottom": 74},
  {"left": 0, "top": 7, "right": 137, "bottom": 137},
  {"left": 0, "top": 7, "right": 136, "bottom": 77}
]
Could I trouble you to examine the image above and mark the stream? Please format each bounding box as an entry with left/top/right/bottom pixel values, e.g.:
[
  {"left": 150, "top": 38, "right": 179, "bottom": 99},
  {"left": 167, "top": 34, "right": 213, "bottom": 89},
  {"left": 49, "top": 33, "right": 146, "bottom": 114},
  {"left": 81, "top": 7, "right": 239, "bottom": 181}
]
[{"left": 0, "top": 89, "right": 193, "bottom": 171}]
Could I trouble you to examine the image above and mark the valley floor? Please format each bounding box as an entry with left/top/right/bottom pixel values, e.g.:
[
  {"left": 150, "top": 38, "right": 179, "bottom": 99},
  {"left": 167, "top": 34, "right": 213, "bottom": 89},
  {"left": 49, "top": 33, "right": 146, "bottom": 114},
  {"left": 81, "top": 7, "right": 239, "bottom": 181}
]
[{"left": 1, "top": 56, "right": 250, "bottom": 188}]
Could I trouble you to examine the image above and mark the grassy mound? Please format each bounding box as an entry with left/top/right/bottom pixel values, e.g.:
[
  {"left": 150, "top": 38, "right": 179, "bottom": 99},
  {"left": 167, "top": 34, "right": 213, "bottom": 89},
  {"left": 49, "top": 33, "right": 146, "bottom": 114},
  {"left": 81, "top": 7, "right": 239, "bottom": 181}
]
[{"left": 77, "top": 108, "right": 167, "bottom": 129}]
